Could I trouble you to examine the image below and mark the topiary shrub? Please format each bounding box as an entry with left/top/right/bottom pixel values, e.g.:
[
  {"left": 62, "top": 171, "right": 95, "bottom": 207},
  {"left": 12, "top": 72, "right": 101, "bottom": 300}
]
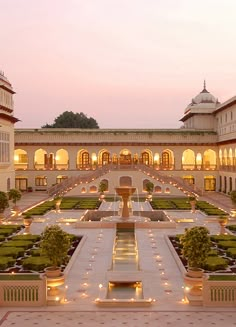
[
  {"left": 40, "top": 225, "right": 70, "bottom": 268},
  {"left": 180, "top": 226, "right": 211, "bottom": 269}
]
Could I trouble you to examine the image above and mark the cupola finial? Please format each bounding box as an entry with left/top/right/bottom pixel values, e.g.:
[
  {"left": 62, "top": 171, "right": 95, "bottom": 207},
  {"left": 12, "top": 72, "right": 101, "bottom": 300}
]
[{"left": 204, "top": 79, "right": 206, "bottom": 90}]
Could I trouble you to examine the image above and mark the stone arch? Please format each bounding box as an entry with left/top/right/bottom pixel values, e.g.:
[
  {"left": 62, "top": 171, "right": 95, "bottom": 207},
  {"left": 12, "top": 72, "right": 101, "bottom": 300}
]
[
  {"left": 55, "top": 149, "right": 69, "bottom": 170},
  {"left": 203, "top": 149, "right": 216, "bottom": 169},
  {"left": 182, "top": 149, "right": 195, "bottom": 170},
  {"left": 34, "top": 148, "right": 47, "bottom": 170},
  {"left": 119, "top": 149, "right": 132, "bottom": 165},
  {"left": 141, "top": 149, "right": 153, "bottom": 165},
  {"left": 154, "top": 185, "right": 162, "bottom": 193},
  {"left": 14, "top": 149, "right": 28, "bottom": 170},
  {"left": 161, "top": 149, "right": 174, "bottom": 169},
  {"left": 77, "top": 149, "right": 90, "bottom": 169},
  {"left": 89, "top": 185, "right": 97, "bottom": 193},
  {"left": 98, "top": 149, "right": 110, "bottom": 165}
]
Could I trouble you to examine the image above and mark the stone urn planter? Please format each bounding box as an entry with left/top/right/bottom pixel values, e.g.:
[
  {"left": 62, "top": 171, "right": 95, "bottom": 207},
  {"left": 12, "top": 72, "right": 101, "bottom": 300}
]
[
  {"left": 186, "top": 267, "right": 204, "bottom": 279},
  {"left": 218, "top": 216, "right": 228, "bottom": 234},
  {"left": 44, "top": 266, "right": 62, "bottom": 278}
]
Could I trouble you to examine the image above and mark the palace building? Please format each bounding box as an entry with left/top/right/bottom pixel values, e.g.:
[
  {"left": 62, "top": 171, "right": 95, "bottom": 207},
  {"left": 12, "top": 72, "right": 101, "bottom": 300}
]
[{"left": 1, "top": 72, "right": 236, "bottom": 196}]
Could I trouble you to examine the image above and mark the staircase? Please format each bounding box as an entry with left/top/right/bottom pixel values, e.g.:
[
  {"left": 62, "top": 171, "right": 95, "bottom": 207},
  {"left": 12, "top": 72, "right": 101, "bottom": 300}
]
[{"left": 48, "top": 163, "right": 201, "bottom": 197}]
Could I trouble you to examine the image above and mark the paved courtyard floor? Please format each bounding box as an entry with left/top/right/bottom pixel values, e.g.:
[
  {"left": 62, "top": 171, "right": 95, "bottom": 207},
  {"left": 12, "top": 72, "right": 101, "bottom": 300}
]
[{"left": 1, "top": 191, "right": 236, "bottom": 326}]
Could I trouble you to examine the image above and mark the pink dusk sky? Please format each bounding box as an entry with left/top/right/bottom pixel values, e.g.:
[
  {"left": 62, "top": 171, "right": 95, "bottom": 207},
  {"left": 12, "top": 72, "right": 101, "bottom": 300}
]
[{"left": 1, "top": 0, "right": 236, "bottom": 129}]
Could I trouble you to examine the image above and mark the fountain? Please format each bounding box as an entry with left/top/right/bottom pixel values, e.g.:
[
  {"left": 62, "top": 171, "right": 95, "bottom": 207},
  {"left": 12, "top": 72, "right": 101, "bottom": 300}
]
[
  {"left": 101, "top": 186, "right": 150, "bottom": 223},
  {"left": 96, "top": 186, "right": 154, "bottom": 307}
]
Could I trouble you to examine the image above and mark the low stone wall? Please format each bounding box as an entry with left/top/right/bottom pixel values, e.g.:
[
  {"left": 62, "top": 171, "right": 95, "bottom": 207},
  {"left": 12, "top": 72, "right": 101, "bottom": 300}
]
[
  {"left": 0, "top": 274, "right": 47, "bottom": 307},
  {"left": 202, "top": 276, "right": 236, "bottom": 307}
]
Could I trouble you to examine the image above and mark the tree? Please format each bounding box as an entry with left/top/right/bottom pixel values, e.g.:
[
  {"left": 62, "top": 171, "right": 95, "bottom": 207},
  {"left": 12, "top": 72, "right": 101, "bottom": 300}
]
[
  {"left": 0, "top": 191, "right": 9, "bottom": 216},
  {"left": 145, "top": 181, "right": 154, "bottom": 194},
  {"left": 8, "top": 189, "right": 21, "bottom": 206},
  {"left": 41, "top": 225, "right": 70, "bottom": 268},
  {"left": 42, "top": 111, "right": 99, "bottom": 129},
  {"left": 230, "top": 190, "right": 236, "bottom": 207},
  {"left": 180, "top": 226, "right": 211, "bottom": 269}
]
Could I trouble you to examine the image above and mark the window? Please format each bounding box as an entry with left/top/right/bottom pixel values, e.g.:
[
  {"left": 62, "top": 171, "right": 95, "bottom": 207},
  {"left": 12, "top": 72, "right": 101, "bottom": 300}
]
[
  {"left": 0, "top": 132, "right": 10, "bottom": 163},
  {"left": 35, "top": 176, "right": 47, "bottom": 186}
]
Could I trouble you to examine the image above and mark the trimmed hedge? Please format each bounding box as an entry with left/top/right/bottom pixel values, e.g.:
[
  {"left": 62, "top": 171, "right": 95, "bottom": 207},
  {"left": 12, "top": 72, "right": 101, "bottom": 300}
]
[
  {"left": 11, "top": 234, "right": 41, "bottom": 242},
  {"left": 226, "top": 248, "right": 236, "bottom": 259},
  {"left": 216, "top": 241, "right": 236, "bottom": 250},
  {"left": 2, "top": 240, "right": 34, "bottom": 249},
  {"left": 210, "top": 235, "right": 236, "bottom": 242},
  {"left": 0, "top": 247, "right": 25, "bottom": 258},
  {"left": 0, "top": 257, "right": 16, "bottom": 270},
  {"left": 22, "top": 256, "right": 52, "bottom": 271},
  {"left": 204, "top": 256, "right": 228, "bottom": 271}
]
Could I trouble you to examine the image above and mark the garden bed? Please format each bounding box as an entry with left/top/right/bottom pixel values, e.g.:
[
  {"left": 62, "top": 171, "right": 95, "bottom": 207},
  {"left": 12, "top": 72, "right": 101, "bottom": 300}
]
[
  {"left": 0, "top": 231, "right": 82, "bottom": 273},
  {"left": 169, "top": 234, "right": 236, "bottom": 273}
]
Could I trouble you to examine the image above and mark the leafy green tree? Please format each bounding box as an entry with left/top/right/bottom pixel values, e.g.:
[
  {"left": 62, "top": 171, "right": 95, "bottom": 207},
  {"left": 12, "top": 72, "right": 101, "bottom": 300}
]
[
  {"left": 41, "top": 225, "right": 70, "bottom": 268},
  {"left": 145, "top": 181, "right": 154, "bottom": 194},
  {"left": 42, "top": 111, "right": 99, "bottom": 129},
  {"left": 8, "top": 189, "right": 21, "bottom": 206},
  {"left": 180, "top": 226, "right": 211, "bottom": 269},
  {"left": 0, "top": 191, "right": 9, "bottom": 214},
  {"left": 230, "top": 190, "right": 236, "bottom": 207}
]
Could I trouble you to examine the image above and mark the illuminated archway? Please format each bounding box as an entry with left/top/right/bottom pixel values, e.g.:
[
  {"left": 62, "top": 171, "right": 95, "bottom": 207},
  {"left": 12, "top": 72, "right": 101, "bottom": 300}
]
[
  {"left": 203, "top": 149, "right": 216, "bottom": 170},
  {"left": 119, "top": 149, "right": 132, "bottom": 165},
  {"left": 14, "top": 149, "right": 28, "bottom": 170},
  {"left": 141, "top": 149, "right": 153, "bottom": 165},
  {"left": 161, "top": 149, "right": 174, "bottom": 169},
  {"left": 77, "top": 149, "right": 90, "bottom": 169},
  {"left": 98, "top": 149, "right": 110, "bottom": 165},
  {"left": 34, "top": 149, "right": 47, "bottom": 170},
  {"left": 182, "top": 149, "right": 195, "bottom": 170},
  {"left": 55, "top": 149, "right": 69, "bottom": 170}
]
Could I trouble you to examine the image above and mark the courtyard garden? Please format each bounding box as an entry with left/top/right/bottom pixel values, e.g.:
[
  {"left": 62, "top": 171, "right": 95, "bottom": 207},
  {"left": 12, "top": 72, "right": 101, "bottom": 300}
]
[{"left": 0, "top": 225, "right": 82, "bottom": 273}]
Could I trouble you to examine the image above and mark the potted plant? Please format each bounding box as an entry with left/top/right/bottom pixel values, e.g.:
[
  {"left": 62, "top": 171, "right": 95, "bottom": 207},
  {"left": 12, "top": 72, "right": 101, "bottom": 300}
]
[
  {"left": 23, "top": 213, "right": 33, "bottom": 228},
  {"left": 41, "top": 225, "right": 70, "bottom": 277},
  {"left": 145, "top": 181, "right": 154, "bottom": 201},
  {"left": 180, "top": 226, "right": 211, "bottom": 278},
  {"left": 0, "top": 191, "right": 9, "bottom": 220},
  {"left": 8, "top": 188, "right": 21, "bottom": 214},
  {"left": 188, "top": 194, "right": 197, "bottom": 213},
  {"left": 218, "top": 215, "right": 228, "bottom": 234},
  {"left": 98, "top": 181, "right": 107, "bottom": 199},
  {"left": 54, "top": 195, "right": 63, "bottom": 212}
]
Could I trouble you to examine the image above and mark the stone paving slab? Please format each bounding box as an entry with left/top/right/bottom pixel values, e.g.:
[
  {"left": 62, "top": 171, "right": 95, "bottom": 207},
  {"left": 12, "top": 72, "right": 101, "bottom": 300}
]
[{"left": 1, "top": 311, "right": 236, "bottom": 327}]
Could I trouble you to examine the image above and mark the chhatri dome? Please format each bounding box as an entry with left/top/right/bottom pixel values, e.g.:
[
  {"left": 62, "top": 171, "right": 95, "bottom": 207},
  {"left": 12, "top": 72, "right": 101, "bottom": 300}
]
[{"left": 184, "top": 81, "right": 220, "bottom": 114}]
